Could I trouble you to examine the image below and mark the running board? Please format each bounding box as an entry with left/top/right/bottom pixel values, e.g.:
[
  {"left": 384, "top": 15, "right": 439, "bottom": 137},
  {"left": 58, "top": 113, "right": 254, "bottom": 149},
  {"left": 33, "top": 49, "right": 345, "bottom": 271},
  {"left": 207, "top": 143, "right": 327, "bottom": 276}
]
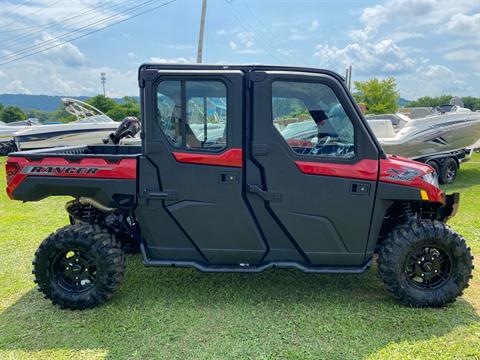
[{"left": 140, "top": 243, "right": 372, "bottom": 274}]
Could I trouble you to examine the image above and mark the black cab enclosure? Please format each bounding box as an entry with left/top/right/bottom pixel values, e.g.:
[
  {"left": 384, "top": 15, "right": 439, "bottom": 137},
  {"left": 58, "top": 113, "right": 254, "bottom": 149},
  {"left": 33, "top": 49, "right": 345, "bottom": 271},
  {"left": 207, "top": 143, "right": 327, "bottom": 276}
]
[{"left": 5, "top": 65, "right": 471, "bottom": 309}]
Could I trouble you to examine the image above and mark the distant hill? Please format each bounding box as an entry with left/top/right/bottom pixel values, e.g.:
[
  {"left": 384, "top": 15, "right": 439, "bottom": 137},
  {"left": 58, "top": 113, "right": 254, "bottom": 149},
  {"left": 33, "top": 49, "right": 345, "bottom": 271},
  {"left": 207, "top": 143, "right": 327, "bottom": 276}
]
[
  {"left": 2, "top": 93, "right": 412, "bottom": 112},
  {"left": 0, "top": 94, "right": 136, "bottom": 112}
]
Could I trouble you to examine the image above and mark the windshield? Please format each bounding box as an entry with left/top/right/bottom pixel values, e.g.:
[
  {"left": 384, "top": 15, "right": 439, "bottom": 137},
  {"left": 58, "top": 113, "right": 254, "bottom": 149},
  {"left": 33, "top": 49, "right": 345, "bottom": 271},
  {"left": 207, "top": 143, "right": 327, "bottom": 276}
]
[{"left": 75, "top": 115, "right": 114, "bottom": 124}]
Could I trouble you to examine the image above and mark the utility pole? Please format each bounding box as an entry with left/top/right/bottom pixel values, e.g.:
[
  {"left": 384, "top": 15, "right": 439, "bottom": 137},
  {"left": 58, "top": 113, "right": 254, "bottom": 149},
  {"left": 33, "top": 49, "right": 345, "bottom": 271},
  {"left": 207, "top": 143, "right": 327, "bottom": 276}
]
[
  {"left": 197, "top": 0, "right": 207, "bottom": 63},
  {"left": 348, "top": 65, "right": 352, "bottom": 91},
  {"left": 345, "top": 65, "right": 352, "bottom": 91},
  {"left": 100, "top": 72, "right": 106, "bottom": 97}
]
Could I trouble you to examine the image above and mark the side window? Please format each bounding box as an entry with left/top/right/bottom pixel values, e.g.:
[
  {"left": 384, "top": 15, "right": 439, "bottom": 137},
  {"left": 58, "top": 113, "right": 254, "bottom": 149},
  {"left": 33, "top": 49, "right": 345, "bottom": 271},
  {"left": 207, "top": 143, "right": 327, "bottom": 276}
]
[
  {"left": 156, "top": 80, "right": 227, "bottom": 151},
  {"left": 186, "top": 81, "right": 227, "bottom": 150},
  {"left": 272, "top": 81, "right": 355, "bottom": 159},
  {"left": 157, "top": 81, "right": 182, "bottom": 148}
]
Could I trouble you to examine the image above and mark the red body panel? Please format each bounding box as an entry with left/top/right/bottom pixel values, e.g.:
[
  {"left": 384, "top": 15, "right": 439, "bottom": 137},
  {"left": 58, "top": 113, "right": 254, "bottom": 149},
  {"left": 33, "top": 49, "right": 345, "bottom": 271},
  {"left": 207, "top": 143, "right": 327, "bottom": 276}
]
[
  {"left": 379, "top": 155, "right": 445, "bottom": 204},
  {"left": 5, "top": 157, "right": 137, "bottom": 199},
  {"left": 172, "top": 148, "right": 243, "bottom": 168},
  {"left": 294, "top": 159, "right": 379, "bottom": 181},
  {"left": 294, "top": 155, "right": 445, "bottom": 204}
]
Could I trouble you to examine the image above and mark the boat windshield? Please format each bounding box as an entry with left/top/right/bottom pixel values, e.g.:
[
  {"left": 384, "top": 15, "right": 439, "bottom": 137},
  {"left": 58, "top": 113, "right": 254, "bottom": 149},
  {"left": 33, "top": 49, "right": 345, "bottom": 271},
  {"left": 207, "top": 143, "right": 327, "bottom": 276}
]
[{"left": 75, "top": 115, "right": 114, "bottom": 124}]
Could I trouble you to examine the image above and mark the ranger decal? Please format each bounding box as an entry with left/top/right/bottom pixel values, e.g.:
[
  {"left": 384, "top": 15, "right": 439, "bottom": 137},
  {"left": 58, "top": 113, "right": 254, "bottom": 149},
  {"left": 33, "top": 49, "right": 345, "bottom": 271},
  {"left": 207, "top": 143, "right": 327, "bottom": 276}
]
[{"left": 21, "top": 166, "right": 112, "bottom": 175}]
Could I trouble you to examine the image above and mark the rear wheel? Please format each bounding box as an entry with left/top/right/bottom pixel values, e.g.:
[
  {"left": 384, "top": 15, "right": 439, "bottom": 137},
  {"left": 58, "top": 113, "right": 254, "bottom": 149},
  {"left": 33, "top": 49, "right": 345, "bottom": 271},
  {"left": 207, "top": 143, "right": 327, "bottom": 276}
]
[
  {"left": 439, "top": 158, "right": 458, "bottom": 184},
  {"left": 33, "top": 224, "right": 125, "bottom": 310},
  {"left": 378, "top": 220, "right": 473, "bottom": 307}
]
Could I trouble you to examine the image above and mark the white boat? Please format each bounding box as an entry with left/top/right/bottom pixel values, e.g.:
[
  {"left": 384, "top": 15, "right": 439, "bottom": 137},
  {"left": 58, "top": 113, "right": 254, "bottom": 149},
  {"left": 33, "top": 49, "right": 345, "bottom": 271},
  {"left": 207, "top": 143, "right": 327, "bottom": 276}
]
[
  {"left": 367, "top": 104, "right": 480, "bottom": 159},
  {"left": 0, "top": 120, "right": 37, "bottom": 155},
  {"left": 13, "top": 98, "right": 119, "bottom": 151}
]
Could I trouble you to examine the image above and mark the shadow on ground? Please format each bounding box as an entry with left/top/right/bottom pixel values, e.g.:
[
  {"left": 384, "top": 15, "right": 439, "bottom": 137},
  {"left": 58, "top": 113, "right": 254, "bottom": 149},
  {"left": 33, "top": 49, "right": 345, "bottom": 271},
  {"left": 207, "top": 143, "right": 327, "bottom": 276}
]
[{"left": 0, "top": 255, "right": 478, "bottom": 359}]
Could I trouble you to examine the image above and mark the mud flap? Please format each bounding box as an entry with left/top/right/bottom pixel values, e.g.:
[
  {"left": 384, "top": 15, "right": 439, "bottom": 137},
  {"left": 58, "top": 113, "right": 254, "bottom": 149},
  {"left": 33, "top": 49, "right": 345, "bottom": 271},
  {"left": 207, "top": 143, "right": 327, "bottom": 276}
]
[{"left": 438, "top": 192, "right": 460, "bottom": 223}]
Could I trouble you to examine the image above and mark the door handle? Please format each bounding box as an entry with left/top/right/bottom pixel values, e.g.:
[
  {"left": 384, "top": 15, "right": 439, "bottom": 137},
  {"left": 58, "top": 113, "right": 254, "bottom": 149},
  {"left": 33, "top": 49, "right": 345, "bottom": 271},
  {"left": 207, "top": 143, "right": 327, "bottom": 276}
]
[
  {"left": 247, "top": 185, "right": 283, "bottom": 202},
  {"left": 350, "top": 183, "right": 370, "bottom": 195}
]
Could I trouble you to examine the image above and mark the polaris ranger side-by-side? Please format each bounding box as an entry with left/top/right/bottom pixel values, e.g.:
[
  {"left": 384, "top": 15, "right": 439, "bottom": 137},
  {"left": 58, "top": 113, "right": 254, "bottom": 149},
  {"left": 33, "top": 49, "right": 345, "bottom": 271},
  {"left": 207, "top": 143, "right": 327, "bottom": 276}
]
[{"left": 5, "top": 65, "right": 473, "bottom": 309}]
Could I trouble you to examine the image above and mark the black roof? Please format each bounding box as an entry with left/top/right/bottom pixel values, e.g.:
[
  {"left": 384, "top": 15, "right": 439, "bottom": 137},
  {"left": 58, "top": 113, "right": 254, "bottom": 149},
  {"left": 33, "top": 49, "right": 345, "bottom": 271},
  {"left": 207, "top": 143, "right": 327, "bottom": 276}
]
[{"left": 139, "top": 63, "right": 345, "bottom": 82}]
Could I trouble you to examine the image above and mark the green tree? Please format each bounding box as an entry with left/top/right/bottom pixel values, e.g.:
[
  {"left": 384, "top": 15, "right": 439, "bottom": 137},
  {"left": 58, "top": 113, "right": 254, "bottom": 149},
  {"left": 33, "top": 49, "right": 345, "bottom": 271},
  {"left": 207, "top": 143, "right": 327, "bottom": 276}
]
[
  {"left": 406, "top": 95, "right": 453, "bottom": 108},
  {"left": 406, "top": 95, "right": 480, "bottom": 111},
  {"left": 86, "top": 95, "right": 117, "bottom": 114},
  {"left": 105, "top": 96, "right": 140, "bottom": 121},
  {"left": 0, "top": 106, "right": 27, "bottom": 123},
  {"left": 461, "top": 96, "right": 480, "bottom": 111},
  {"left": 0, "top": 102, "right": 3, "bottom": 113},
  {"left": 353, "top": 78, "right": 400, "bottom": 114}
]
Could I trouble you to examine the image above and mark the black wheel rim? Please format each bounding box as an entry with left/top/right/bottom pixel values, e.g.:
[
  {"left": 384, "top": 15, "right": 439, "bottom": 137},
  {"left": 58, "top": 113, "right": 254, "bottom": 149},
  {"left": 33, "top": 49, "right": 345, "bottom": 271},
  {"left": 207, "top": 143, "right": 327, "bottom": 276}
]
[
  {"left": 404, "top": 246, "right": 452, "bottom": 289},
  {"left": 51, "top": 249, "right": 97, "bottom": 293},
  {"left": 446, "top": 164, "right": 456, "bottom": 182}
]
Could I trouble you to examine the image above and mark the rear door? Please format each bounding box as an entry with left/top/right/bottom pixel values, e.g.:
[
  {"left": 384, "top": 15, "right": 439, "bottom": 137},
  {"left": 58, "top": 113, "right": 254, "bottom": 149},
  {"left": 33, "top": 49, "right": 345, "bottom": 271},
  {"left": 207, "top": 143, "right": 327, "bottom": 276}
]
[
  {"left": 247, "top": 71, "right": 380, "bottom": 266},
  {"left": 136, "top": 69, "right": 266, "bottom": 265}
]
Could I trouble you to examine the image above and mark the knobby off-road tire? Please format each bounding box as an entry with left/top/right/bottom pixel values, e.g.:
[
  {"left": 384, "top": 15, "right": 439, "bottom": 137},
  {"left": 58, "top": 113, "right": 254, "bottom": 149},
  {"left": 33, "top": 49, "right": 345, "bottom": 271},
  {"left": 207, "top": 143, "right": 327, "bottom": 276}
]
[
  {"left": 378, "top": 220, "right": 473, "bottom": 307},
  {"left": 33, "top": 224, "right": 125, "bottom": 310}
]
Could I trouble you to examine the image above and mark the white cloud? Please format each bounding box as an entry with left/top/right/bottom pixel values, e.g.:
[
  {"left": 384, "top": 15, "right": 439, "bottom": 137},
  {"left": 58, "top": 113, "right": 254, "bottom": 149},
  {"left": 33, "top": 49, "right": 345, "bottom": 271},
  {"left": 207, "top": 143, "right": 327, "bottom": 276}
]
[
  {"left": 0, "top": 1, "right": 128, "bottom": 32},
  {"left": 128, "top": 52, "right": 138, "bottom": 60},
  {"left": 360, "top": 0, "right": 435, "bottom": 28},
  {"left": 236, "top": 31, "right": 255, "bottom": 48},
  {"left": 386, "top": 32, "right": 424, "bottom": 42},
  {"left": 309, "top": 20, "right": 319, "bottom": 32},
  {"left": 148, "top": 56, "right": 195, "bottom": 64},
  {"left": 348, "top": 27, "right": 378, "bottom": 42},
  {"left": 418, "top": 64, "right": 454, "bottom": 78},
  {"left": 444, "top": 49, "right": 480, "bottom": 61},
  {"left": 33, "top": 34, "right": 86, "bottom": 66},
  {"left": 446, "top": 13, "right": 480, "bottom": 36},
  {"left": 5, "top": 80, "right": 31, "bottom": 94},
  {"left": 227, "top": 31, "right": 258, "bottom": 53},
  {"left": 0, "top": 58, "right": 138, "bottom": 97},
  {"left": 217, "top": 29, "right": 226, "bottom": 35},
  {"left": 289, "top": 33, "right": 308, "bottom": 41},
  {"left": 314, "top": 39, "right": 416, "bottom": 74},
  {"left": 0, "top": 70, "right": 7, "bottom": 79}
]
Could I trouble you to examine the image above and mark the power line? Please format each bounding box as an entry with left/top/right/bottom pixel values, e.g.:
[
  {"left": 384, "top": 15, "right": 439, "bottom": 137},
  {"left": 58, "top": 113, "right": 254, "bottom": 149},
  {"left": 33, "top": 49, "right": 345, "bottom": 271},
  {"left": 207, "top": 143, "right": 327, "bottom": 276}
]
[
  {"left": 0, "top": 0, "right": 178, "bottom": 66},
  {"left": 0, "top": 0, "right": 136, "bottom": 48},
  {"left": 222, "top": 1, "right": 288, "bottom": 64},
  {"left": 240, "top": 0, "right": 304, "bottom": 66},
  {"left": 0, "top": 0, "right": 64, "bottom": 30},
  {"left": 0, "top": 0, "right": 166, "bottom": 62}
]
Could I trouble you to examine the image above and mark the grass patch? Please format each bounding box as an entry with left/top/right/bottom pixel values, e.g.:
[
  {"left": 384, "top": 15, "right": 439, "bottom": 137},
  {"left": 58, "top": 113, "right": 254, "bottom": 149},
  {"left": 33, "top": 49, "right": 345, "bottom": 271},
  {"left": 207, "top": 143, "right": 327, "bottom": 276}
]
[{"left": 0, "top": 155, "right": 479, "bottom": 359}]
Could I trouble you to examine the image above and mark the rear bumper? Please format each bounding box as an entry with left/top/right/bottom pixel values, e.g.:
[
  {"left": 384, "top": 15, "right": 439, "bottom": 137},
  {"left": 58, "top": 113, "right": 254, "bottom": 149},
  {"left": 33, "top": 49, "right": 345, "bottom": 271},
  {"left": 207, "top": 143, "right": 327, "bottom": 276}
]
[{"left": 438, "top": 192, "right": 460, "bottom": 222}]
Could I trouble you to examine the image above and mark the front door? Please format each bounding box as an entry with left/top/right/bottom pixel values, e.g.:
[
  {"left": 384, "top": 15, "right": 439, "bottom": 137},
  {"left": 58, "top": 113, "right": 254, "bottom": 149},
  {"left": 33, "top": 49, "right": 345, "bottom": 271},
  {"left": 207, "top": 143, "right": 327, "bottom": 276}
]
[
  {"left": 136, "top": 69, "right": 265, "bottom": 264},
  {"left": 247, "top": 71, "right": 380, "bottom": 266}
]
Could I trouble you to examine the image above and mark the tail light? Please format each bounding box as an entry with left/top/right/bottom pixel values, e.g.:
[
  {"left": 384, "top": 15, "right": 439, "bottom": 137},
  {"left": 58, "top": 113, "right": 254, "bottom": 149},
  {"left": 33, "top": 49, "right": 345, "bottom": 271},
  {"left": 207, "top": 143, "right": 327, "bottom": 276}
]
[{"left": 6, "top": 162, "right": 19, "bottom": 185}]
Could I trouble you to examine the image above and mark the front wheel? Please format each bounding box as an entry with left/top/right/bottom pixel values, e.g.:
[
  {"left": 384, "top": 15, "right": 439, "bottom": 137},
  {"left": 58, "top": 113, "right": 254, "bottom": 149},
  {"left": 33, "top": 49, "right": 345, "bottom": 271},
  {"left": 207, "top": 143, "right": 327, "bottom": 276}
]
[
  {"left": 33, "top": 224, "right": 125, "bottom": 310},
  {"left": 378, "top": 220, "right": 473, "bottom": 307}
]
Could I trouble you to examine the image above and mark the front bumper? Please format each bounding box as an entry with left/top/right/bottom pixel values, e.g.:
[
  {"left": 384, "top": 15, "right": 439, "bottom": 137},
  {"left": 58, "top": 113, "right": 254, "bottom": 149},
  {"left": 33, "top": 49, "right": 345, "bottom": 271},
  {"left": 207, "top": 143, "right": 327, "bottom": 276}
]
[{"left": 438, "top": 192, "right": 460, "bottom": 223}]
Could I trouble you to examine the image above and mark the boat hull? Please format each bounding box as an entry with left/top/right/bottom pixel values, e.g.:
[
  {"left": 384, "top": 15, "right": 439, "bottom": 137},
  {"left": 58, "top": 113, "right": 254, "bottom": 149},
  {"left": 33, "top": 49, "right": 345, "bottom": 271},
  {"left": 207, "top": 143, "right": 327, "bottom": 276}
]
[
  {"left": 374, "top": 113, "right": 480, "bottom": 159},
  {"left": 14, "top": 124, "right": 118, "bottom": 150}
]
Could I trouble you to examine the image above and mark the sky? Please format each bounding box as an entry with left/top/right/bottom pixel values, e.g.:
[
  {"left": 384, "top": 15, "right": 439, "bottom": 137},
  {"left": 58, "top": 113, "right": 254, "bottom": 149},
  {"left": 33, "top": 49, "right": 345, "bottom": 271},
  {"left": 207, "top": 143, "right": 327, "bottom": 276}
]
[{"left": 0, "top": 0, "right": 479, "bottom": 100}]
